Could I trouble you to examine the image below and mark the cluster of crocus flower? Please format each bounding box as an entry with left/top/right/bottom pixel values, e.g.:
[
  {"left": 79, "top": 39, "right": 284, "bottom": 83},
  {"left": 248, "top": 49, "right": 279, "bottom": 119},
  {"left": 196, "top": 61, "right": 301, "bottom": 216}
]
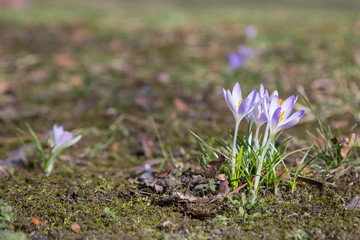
[
  {"left": 44, "top": 125, "right": 82, "bottom": 175},
  {"left": 223, "top": 82, "right": 305, "bottom": 191},
  {"left": 228, "top": 45, "right": 256, "bottom": 69}
]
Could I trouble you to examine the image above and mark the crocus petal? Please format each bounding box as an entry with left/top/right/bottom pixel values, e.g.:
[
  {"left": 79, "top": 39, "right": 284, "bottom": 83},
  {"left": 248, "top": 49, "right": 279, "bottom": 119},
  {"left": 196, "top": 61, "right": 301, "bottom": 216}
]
[
  {"left": 259, "top": 84, "right": 265, "bottom": 97},
  {"left": 269, "top": 90, "right": 278, "bottom": 100},
  {"left": 238, "top": 97, "right": 251, "bottom": 116},
  {"left": 56, "top": 133, "right": 71, "bottom": 147},
  {"left": 247, "top": 89, "right": 258, "bottom": 105},
  {"left": 226, "top": 90, "right": 237, "bottom": 114},
  {"left": 264, "top": 89, "right": 269, "bottom": 99},
  {"left": 262, "top": 96, "right": 270, "bottom": 119},
  {"left": 232, "top": 82, "right": 242, "bottom": 102},
  {"left": 270, "top": 107, "right": 282, "bottom": 133},
  {"left": 269, "top": 95, "right": 280, "bottom": 118},
  {"left": 223, "top": 88, "right": 227, "bottom": 104},
  {"left": 278, "top": 110, "right": 305, "bottom": 130},
  {"left": 294, "top": 95, "right": 298, "bottom": 103},
  {"left": 259, "top": 111, "right": 268, "bottom": 124},
  {"left": 62, "top": 135, "right": 82, "bottom": 149},
  {"left": 281, "top": 96, "right": 295, "bottom": 120},
  {"left": 52, "top": 125, "right": 64, "bottom": 147}
]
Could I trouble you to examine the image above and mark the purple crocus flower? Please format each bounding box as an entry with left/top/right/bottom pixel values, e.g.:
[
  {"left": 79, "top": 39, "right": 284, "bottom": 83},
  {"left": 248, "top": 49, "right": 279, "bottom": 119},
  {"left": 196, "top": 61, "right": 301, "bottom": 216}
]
[
  {"left": 245, "top": 84, "right": 267, "bottom": 123},
  {"left": 267, "top": 95, "right": 305, "bottom": 135},
  {"left": 238, "top": 45, "right": 256, "bottom": 60},
  {"left": 244, "top": 25, "right": 258, "bottom": 39},
  {"left": 251, "top": 96, "right": 269, "bottom": 128},
  {"left": 223, "top": 83, "right": 258, "bottom": 123},
  {"left": 52, "top": 124, "right": 82, "bottom": 151},
  {"left": 228, "top": 52, "right": 244, "bottom": 69}
]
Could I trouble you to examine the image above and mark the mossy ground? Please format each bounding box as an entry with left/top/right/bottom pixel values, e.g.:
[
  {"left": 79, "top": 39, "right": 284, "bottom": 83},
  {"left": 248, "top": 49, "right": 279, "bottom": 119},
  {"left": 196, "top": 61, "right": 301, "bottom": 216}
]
[{"left": 1, "top": 0, "right": 360, "bottom": 239}]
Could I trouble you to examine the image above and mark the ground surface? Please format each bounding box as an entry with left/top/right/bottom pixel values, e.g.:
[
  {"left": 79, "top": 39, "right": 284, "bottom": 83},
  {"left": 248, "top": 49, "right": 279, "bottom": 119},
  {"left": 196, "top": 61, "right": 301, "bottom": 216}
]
[{"left": 0, "top": 0, "right": 360, "bottom": 239}]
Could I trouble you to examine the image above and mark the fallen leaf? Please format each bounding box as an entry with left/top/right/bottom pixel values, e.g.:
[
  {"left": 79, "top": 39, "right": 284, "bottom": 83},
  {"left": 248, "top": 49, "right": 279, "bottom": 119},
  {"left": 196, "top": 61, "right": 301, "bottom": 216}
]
[
  {"left": 291, "top": 174, "right": 337, "bottom": 189},
  {"left": 215, "top": 174, "right": 230, "bottom": 194},
  {"left": 108, "top": 40, "right": 123, "bottom": 53},
  {"left": 71, "top": 28, "right": 92, "bottom": 43},
  {"left": 186, "top": 208, "right": 216, "bottom": 218},
  {"left": 138, "top": 136, "right": 153, "bottom": 157},
  {"left": 218, "top": 179, "right": 230, "bottom": 194},
  {"left": 173, "top": 192, "right": 199, "bottom": 202},
  {"left": 0, "top": 81, "right": 15, "bottom": 94},
  {"left": 56, "top": 74, "right": 84, "bottom": 92},
  {"left": 339, "top": 133, "right": 357, "bottom": 159},
  {"left": 295, "top": 158, "right": 312, "bottom": 175},
  {"left": 52, "top": 53, "right": 79, "bottom": 71},
  {"left": 204, "top": 155, "right": 225, "bottom": 179},
  {"left": 0, "top": 106, "right": 18, "bottom": 122},
  {"left": 110, "top": 145, "right": 118, "bottom": 152},
  {"left": 32, "top": 217, "right": 40, "bottom": 225},
  {"left": 70, "top": 223, "right": 81, "bottom": 232},
  {"left": 174, "top": 98, "right": 188, "bottom": 113},
  {"left": 303, "top": 212, "right": 311, "bottom": 217},
  {"left": 331, "top": 119, "right": 351, "bottom": 129},
  {"left": 354, "top": 50, "right": 360, "bottom": 66}
]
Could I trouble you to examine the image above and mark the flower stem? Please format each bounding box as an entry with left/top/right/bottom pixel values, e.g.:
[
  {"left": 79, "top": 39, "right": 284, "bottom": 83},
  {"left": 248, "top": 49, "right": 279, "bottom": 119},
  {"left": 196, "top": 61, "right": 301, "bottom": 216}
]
[
  {"left": 247, "top": 120, "right": 253, "bottom": 151},
  {"left": 231, "top": 119, "right": 240, "bottom": 178},
  {"left": 261, "top": 123, "right": 270, "bottom": 148},
  {"left": 253, "top": 135, "right": 273, "bottom": 194},
  {"left": 254, "top": 125, "right": 260, "bottom": 151}
]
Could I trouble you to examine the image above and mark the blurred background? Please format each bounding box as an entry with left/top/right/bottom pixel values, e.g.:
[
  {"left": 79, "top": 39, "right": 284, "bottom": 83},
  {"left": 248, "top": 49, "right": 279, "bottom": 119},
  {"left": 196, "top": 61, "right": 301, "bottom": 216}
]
[{"left": 0, "top": 0, "right": 359, "bottom": 160}]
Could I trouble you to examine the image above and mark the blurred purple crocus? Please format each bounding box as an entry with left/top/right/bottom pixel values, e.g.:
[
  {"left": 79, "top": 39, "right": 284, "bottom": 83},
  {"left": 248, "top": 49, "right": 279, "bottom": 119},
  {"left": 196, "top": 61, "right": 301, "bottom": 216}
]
[
  {"left": 238, "top": 45, "right": 256, "bottom": 60},
  {"left": 244, "top": 25, "right": 258, "bottom": 39},
  {"left": 52, "top": 124, "right": 82, "bottom": 152},
  {"left": 228, "top": 46, "right": 256, "bottom": 70},
  {"left": 267, "top": 95, "right": 305, "bottom": 136},
  {"left": 228, "top": 52, "right": 244, "bottom": 69}
]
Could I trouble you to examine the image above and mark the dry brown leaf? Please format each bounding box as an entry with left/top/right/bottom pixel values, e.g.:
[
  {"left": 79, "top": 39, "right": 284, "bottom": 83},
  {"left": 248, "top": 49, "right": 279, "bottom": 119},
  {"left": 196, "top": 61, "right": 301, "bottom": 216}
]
[
  {"left": 185, "top": 208, "right": 216, "bottom": 218},
  {"left": 174, "top": 98, "right": 188, "bottom": 113},
  {"left": 173, "top": 192, "right": 198, "bottom": 202},
  {"left": 108, "top": 40, "right": 123, "bottom": 53},
  {"left": 354, "top": 50, "right": 360, "bottom": 66},
  {"left": 56, "top": 74, "right": 84, "bottom": 92},
  {"left": 331, "top": 119, "right": 351, "bottom": 129},
  {"left": 52, "top": 53, "right": 79, "bottom": 71},
  {"left": 70, "top": 223, "right": 81, "bottom": 233},
  {"left": 204, "top": 155, "right": 225, "bottom": 179},
  {"left": 32, "top": 217, "right": 40, "bottom": 225},
  {"left": 0, "top": 81, "right": 14, "bottom": 94},
  {"left": 303, "top": 212, "right": 311, "bottom": 217},
  {"left": 339, "top": 133, "right": 357, "bottom": 159},
  {"left": 71, "top": 28, "right": 92, "bottom": 43},
  {"left": 295, "top": 158, "right": 312, "bottom": 175}
]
